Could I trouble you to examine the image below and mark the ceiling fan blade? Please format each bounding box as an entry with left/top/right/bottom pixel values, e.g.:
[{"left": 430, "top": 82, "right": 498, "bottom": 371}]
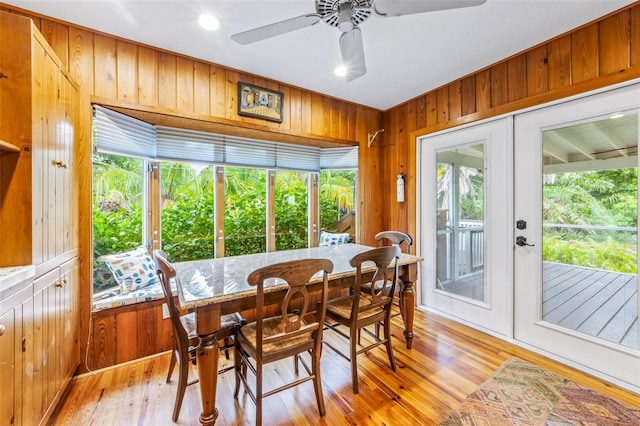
[
  {"left": 374, "top": 0, "right": 486, "bottom": 17},
  {"left": 230, "top": 14, "right": 322, "bottom": 45},
  {"left": 339, "top": 27, "right": 367, "bottom": 82}
]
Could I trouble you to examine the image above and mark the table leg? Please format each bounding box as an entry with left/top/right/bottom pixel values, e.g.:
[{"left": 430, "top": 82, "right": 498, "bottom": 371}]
[
  {"left": 400, "top": 280, "right": 415, "bottom": 349},
  {"left": 196, "top": 332, "right": 220, "bottom": 425},
  {"left": 195, "top": 306, "right": 222, "bottom": 425}
]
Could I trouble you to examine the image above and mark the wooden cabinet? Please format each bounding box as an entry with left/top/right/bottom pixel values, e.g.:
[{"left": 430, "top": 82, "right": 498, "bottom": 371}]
[
  {"left": 0, "top": 260, "right": 78, "bottom": 426},
  {"left": 0, "top": 11, "right": 78, "bottom": 267},
  {"left": 0, "top": 284, "right": 30, "bottom": 426},
  {"left": 27, "top": 260, "right": 78, "bottom": 425},
  {"left": 0, "top": 11, "right": 80, "bottom": 426}
]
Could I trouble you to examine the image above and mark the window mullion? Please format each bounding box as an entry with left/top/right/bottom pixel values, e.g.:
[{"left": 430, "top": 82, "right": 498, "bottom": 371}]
[
  {"left": 267, "top": 169, "right": 276, "bottom": 252},
  {"left": 215, "top": 166, "right": 225, "bottom": 258}
]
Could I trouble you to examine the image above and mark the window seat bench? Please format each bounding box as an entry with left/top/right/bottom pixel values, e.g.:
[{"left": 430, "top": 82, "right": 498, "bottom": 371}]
[{"left": 93, "top": 280, "right": 176, "bottom": 311}]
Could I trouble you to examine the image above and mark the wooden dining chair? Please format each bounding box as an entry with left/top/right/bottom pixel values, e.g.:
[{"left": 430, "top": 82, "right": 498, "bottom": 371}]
[
  {"left": 323, "top": 245, "right": 401, "bottom": 394},
  {"left": 366, "top": 231, "right": 413, "bottom": 335},
  {"left": 233, "top": 258, "right": 334, "bottom": 426},
  {"left": 154, "top": 250, "right": 245, "bottom": 422}
]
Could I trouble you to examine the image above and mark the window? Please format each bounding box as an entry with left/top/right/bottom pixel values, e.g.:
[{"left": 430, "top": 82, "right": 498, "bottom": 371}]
[
  {"left": 319, "top": 170, "right": 356, "bottom": 240},
  {"left": 92, "top": 153, "right": 147, "bottom": 293},
  {"left": 275, "top": 170, "right": 310, "bottom": 250},
  {"left": 160, "top": 162, "right": 215, "bottom": 262},
  {"left": 91, "top": 105, "right": 358, "bottom": 297},
  {"left": 224, "top": 167, "right": 267, "bottom": 256}
]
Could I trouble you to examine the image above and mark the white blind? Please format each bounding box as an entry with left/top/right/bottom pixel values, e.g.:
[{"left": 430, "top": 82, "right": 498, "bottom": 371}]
[
  {"left": 320, "top": 147, "right": 359, "bottom": 169},
  {"left": 156, "top": 126, "right": 224, "bottom": 164},
  {"left": 93, "top": 106, "right": 156, "bottom": 159},
  {"left": 276, "top": 143, "right": 320, "bottom": 171},
  {"left": 93, "top": 105, "right": 357, "bottom": 171},
  {"left": 224, "top": 136, "right": 276, "bottom": 168}
]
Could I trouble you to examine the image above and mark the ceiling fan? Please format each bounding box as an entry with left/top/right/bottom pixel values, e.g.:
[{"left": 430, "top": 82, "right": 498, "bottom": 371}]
[{"left": 230, "top": 0, "right": 487, "bottom": 82}]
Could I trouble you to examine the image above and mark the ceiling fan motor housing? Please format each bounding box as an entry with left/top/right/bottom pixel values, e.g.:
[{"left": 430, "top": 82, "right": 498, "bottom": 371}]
[{"left": 317, "top": 0, "right": 373, "bottom": 30}]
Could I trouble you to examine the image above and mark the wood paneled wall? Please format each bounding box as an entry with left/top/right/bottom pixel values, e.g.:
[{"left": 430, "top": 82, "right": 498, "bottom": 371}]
[
  {"left": 4, "top": 2, "right": 640, "bottom": 371},
  {"left": 382, "top": 3, "right": 640, "bottom": 243},
  {"left": 0, "top": 4, "right": 384, "bottom": 370}
]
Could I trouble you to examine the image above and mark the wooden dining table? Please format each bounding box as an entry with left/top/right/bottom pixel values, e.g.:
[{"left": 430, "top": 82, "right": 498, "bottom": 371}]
[{"left": 173, "top": 243, "right": 423, "bottom": 425}]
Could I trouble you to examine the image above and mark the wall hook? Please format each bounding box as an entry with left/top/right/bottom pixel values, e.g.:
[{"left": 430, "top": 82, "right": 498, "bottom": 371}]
[{"left": 367, "top": 129, "right": 384, "bottom": 147}]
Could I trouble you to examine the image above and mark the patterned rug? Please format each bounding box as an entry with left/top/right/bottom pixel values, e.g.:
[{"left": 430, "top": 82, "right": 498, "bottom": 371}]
[{"left": 441, "top": 357, "right": 640, "bottom": 425}]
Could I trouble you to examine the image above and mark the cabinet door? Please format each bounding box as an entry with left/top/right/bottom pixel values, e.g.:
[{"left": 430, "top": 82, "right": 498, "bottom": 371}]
[
  {"left": 33, "top": 268, "right": 59, "bottom": 420},
  {"left": 0, "top": 309, "right": 16, "bottom": 425},
  {"left": 21, "top": 294, "right": 38, "bottom": 426},
  {"left": 31, "top": 39, "right": 47, "bottom": 266},
  {"left": 60, "top": 259, "right": 79, "bottom": 384}
]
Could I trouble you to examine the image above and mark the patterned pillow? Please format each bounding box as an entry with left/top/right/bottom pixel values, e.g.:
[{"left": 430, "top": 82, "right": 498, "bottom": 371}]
[
  {"left": 101, "top": 246, "right": 159, "bottom": 294},
  {"left": 319, "top": 231, "right": 350, "bottom": 246}
]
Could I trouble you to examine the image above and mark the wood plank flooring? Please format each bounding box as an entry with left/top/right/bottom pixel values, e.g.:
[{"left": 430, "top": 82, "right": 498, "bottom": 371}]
[{"left": 49, "top": 309, "right": 639, "bottom": 426}]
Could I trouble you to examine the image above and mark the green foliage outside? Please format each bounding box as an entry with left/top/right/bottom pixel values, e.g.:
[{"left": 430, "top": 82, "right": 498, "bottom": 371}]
[
  {"left": 92, "top": 153, "right": 355, "bottom": 291},
  {"left": 543, "top": 169, "right": 638, "bottom": 274}
]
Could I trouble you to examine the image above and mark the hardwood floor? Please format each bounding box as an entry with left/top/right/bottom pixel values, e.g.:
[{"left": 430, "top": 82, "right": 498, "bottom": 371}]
[{"left": 49, "top": 309, "right": 639, "bottom": 425}]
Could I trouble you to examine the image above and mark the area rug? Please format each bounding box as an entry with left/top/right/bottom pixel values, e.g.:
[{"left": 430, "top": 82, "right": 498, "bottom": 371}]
[{"left": 441, "top": 357, "right": 640, "bottom": 426}]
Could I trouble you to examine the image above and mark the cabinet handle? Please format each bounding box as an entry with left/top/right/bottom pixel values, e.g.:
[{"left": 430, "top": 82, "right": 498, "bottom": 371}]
[
  {"left": 52, "top": 160, "right": 68, "bottom": 168},
  {"left": 62, "top": 277, "right": 68, "bottom": 285},
  {"left": 55, "top": 279, "right": 63, "bottom": 288},
  {"left": 0, "top": 324, "right": 5, "bottom": 336}
]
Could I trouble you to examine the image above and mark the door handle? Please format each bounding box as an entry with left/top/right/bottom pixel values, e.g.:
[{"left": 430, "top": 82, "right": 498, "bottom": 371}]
[{"left": 516, "top": 236, "right": 534, "bottom": 247}]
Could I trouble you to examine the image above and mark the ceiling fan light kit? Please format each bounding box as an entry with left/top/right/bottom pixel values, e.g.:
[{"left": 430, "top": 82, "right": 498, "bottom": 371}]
[{"left": 230, "top": 0, "right": 487, "bottom": 82}]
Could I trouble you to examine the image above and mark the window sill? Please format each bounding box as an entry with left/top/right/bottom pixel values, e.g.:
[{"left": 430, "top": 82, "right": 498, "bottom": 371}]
[{"left": 92, "top": 280, "right": 176, "bottom": 312}]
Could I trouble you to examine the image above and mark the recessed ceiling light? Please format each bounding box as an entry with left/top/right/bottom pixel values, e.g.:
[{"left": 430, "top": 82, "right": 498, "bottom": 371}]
[
  {"left": 610, "top": 112, "right": 624, "bottom": 119},
  {"left": 335, "top": 65, "right": 347, "bottom": 77},
  {"left": 198, "top": 14, "right": 219, "bottom": 31}
]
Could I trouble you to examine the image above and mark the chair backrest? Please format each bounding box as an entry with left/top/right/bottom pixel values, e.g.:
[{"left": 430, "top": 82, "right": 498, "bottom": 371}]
[
  {"left": 350, "top": 246, "right": 401, "bottom": 318},
  {"left": 375, "top": 231, "right": 413, "bottom": 254},
  {"left": 154, "top": 250, "right": 190, "bottom": 350},
  {"left": 247, "top": 258, "right": 334, "bottom": 356}
]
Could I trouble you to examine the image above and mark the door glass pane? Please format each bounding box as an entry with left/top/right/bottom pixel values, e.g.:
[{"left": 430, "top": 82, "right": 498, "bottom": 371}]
[
  {"left": 224, "top": 167, "right": 266, "bottom": 256},
  {"left": 160, "top": 162, "right": 215, "bottom": 261},
  {"left": 542, "top": 111, "right": 638, "bottom": 350},
  {"left": 275, "top": 171, "right": 309, "bottom": 250},
  {"left": 436, "top": 143, "right": 485, "bottom": 302}
]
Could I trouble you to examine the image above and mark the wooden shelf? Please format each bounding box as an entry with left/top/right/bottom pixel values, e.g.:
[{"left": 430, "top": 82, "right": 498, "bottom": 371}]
[{"left": 0, "top": 139, "right": 20, "bottom": 153}]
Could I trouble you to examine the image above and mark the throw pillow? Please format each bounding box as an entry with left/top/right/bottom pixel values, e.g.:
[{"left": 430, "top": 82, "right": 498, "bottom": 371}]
[
  {"left": 101, "top": 246, "right": 159, "bottom": 294},
  {"left": 319, "top": 231, "right": 350, "bottom": 246}
]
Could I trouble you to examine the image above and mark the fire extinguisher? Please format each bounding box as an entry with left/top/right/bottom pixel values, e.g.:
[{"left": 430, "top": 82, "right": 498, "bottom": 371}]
[{"left": 396, "top": 172, "right": 405, "bottom": 203}]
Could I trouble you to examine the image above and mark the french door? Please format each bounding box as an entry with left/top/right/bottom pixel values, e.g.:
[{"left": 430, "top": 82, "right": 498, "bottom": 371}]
[
  {"left": 514, "top": 84, "right": 640, "bottom": 391},
  {"left": 419, "top": 118, "right": 513, "bottom": 337}
]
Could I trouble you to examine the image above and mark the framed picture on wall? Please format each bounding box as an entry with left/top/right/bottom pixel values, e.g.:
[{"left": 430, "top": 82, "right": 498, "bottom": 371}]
[{"left": 237, "top": 82, "right": 284, "bottom": 123}]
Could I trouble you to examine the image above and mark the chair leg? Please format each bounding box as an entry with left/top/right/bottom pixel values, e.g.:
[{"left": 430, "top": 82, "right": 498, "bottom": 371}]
[
  {"left": 166, "top": 348, "right": 177, "bottom": 383},
  {"left": 350, "top": 327, "right": 360, "bottom": 394},
  {"left": 256, "top": 362, "right": 263, "bottom": 426},
  {"left": 172, "top": 352, "right": 189, "bottom": 422},
  {"left": 223, "top": 337, "right": 232, "bottom": 360},
  {"left": 312, "top": 348, "right": 326, "bottom": 416},
  {"left": 233, "top": 350, "right": 241, "bottom": 397},
  {"left": 384, "top": 318, "right": 396, "bottom": 372},
  {"left": 294, "top": 354, "right": 299, "bottom": 376}
]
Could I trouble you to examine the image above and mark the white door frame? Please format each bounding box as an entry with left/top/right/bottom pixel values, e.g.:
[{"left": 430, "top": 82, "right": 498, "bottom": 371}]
[
  {"left": 514, "top": 83, "right": 640, "bottom": 392},
  {"left": 417, "top": 117, "right": 514, "bottom": 339}
]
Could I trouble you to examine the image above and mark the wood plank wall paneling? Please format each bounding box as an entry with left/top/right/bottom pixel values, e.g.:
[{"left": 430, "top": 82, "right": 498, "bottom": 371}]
[
  {"left": 5, "top": 2, "right": 639, "bottom": 372},
  {"left": 383, "top": 2, "right": 640, "bottom": 246},
  {"left": 0, "top": 4, "right": 382, "bottom": 371}
]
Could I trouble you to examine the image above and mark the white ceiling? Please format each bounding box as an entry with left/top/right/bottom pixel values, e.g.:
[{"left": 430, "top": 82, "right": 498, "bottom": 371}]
[{"left": 3, "top": 0, "right": 636, "bottom": 110}]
